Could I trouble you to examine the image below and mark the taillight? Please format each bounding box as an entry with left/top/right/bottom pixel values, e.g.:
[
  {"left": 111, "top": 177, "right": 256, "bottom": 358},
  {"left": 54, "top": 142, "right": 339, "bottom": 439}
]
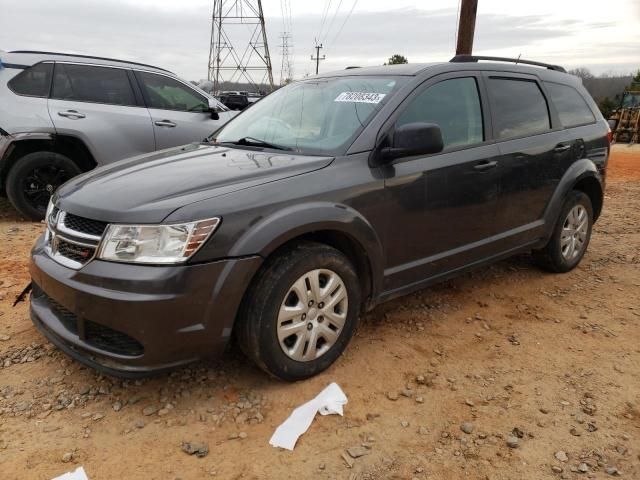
[{"left": 607, "top": 126, "right": 613, "bottom": 145}]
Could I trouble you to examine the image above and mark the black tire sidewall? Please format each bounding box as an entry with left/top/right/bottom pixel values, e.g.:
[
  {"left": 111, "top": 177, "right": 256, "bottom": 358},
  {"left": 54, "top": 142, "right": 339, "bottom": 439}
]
[
  {"left": 6, "top": 151, "right": 81, "bottom": 220},
  {"left": 249, "top": 244, "right": 361, "bottom": 381},
  {"left": 548, "top": 191, "right": 594, "bottom": 272}
]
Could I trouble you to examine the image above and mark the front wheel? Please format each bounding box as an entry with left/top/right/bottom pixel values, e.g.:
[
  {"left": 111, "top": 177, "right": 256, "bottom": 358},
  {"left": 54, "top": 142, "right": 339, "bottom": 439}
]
[
  {"left": 6, "top": 151, "right": 81, "bottom": 220},
  {"left": 533, "top": 190, "right": 593, "bottom": 273},
  {"left": 236, "top": 242, "right": 361, "bottom": 381}
]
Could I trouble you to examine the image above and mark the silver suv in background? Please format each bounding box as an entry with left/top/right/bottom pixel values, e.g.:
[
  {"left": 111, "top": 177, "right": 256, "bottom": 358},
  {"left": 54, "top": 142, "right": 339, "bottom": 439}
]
[{"left": 0, "top": 50, "right": 235, "bottom": 219}]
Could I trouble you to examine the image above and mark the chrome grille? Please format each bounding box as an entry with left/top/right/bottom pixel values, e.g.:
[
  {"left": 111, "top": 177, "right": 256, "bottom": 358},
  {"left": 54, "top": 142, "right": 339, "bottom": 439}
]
[
  {"left": 45, "top": 208, "right": 106, "bottom": 269},
  {"left": 56, "top": 238, "right": 95, "bottom": 264}
]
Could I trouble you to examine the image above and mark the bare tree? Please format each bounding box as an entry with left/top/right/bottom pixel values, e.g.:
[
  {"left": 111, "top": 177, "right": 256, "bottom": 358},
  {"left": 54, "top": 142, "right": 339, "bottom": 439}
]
[{"left": 568, "top": 67, "right": 594, "bottom": 80}]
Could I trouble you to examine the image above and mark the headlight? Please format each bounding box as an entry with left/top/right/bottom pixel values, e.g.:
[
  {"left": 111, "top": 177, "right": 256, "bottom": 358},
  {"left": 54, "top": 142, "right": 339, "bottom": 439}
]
[
  {"left": 45, "top": 199, "right": 55, "bottom": 227},
  {"left": 97, "top": 218, "right": 220, "bottom": 264}
]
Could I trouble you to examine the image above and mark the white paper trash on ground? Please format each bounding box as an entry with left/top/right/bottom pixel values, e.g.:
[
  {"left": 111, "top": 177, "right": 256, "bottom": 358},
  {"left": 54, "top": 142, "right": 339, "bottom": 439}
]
[
  {"left": 52, "top": 466, "right": 89, "bottom": 480},
  {"left": 269, "top": 382, "right": 348, "bottom": 450}
]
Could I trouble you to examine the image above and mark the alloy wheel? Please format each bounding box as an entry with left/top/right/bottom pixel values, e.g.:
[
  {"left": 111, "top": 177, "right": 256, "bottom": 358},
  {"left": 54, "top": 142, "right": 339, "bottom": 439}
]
[
  {"left": 23, "top": 165, "right": 72, "bottom": 213},
  {"left": 560, "top": 204, "right": 589, "bottom": 260}
]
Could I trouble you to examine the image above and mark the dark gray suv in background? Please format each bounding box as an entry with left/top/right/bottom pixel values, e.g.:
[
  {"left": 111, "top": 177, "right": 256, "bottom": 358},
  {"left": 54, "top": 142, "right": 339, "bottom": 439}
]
[{"left": 29, "top": 56, "right": 609, "bottom": 381}]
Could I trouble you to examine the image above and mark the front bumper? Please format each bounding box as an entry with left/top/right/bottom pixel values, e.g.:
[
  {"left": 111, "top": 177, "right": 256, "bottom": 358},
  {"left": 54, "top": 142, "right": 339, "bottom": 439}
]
[{"left": 29, "top": 234, "right": 262, "bottom": 377}]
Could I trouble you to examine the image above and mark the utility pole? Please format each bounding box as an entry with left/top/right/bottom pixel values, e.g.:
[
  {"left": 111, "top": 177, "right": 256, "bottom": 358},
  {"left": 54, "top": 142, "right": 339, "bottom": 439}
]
[
  {"left": 455, "top": 0, "right": 478, "bottom": 56},
  {"left": 311, "top": 43, "right": 325, "bottom": 75}
]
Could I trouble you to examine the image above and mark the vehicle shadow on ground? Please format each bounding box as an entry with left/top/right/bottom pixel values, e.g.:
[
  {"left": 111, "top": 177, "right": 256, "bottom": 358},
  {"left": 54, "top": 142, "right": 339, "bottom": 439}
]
[
  {"left": 1, "top": 188, "right": 547, "bottom": 390},
  {"left": 161, "top": 252, "right": 543, "bottom": 385},
  {"left": 0, "top": 197, "right": 33, "bottom": 223}
]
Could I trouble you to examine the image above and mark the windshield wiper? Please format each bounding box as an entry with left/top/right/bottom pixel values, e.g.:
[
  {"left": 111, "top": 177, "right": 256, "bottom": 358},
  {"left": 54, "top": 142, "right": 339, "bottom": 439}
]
[{"left": 222, "top": 136, "right": 293, "bottom": 151}]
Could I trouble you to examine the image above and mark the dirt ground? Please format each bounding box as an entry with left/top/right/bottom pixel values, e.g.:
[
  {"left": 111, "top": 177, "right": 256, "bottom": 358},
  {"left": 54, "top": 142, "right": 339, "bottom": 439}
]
[{"left": 1, "top": 146, "right": 639, "bottom": 480}]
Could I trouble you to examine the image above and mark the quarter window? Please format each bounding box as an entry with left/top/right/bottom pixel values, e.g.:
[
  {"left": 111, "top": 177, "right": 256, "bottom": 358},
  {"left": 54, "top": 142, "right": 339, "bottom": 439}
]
[
  {"left": 545, "top": 82, "right": 596, "bottom": 128},
  {"left": 396, "top": 77, "right": 483, "bottom": 150},
  {"left": 487, "top": 78, "right": 550, "bottom": 140},
  {"left": 137, "top": 72, "right": 208, "bottom": 112},
  {"left": 8, "top": 62, "right": 53, "bottom": 97},
  {"left": 52, "top": 64, "right": 136, "bottom": 106}
]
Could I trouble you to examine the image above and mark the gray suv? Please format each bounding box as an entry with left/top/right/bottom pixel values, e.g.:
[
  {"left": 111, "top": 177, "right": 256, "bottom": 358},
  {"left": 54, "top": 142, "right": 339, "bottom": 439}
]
[
  {"left": 29, "top": 56, "right": 608, "bottom": 381},
  {"left": 0, "top": 50, "right": 235, "bottom": 219}
]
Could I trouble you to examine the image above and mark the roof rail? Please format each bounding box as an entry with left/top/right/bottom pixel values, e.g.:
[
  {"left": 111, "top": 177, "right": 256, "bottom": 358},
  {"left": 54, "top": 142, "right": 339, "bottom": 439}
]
[
  {"left": 9, "top": 50, "right": 173, "bottom": 73},
  {"left": 449, "top": 55, "right": 566, "bottom": 73}
]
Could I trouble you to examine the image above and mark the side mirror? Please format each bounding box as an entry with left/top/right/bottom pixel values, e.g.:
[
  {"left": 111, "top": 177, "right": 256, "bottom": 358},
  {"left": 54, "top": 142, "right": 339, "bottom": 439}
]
[
  {"left": 381, "top": 122, "right": 443, "bottom": 162},
  {"left": 208, "top": 98, "right": 220, "bottom": 120}
]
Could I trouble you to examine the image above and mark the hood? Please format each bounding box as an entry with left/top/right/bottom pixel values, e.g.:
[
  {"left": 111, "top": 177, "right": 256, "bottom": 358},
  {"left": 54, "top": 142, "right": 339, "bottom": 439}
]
[{"left": 56, "top": 143, "right": 334, "bottom": 223}]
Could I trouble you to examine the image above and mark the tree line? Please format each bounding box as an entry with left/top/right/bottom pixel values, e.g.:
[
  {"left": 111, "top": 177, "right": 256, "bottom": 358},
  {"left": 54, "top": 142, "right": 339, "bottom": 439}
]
[{"left": 568, "top": 68, "right": 639, "bottom": 118}]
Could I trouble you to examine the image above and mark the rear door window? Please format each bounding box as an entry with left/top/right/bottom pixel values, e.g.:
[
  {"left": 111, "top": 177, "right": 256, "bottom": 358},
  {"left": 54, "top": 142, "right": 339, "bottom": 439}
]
[
  {"left": 52, "top": 64, "right": 136, "bottom": 106},
  {"left": 487, "top": 78, "right": 550, "bottom": 140},
  {"left": 396, "top": 77, "right": 484, "bottom": 150},
  {"left": 8, "top": 62, "right": 53, "bottom": 97},
  {"left": 545, "top": 82, "right": 596, "bottom": 128}
]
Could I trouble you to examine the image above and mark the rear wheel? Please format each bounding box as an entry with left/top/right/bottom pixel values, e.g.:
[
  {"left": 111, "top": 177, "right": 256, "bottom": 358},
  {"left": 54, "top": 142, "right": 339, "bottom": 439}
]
[
  {"left": 6, "top": 151, "right": 81, "bottom": 220},
  {"left": 533, "top": 190, "right": 593, "bottom": 273},
  {"left": 236, "top": 242, "right": 361, "bottom": 381}
]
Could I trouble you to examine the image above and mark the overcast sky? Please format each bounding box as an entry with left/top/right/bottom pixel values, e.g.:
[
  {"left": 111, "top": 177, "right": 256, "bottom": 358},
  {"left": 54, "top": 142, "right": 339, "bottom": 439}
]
[{"left": 1, "top": 0, "right": 638, "bottom": 83}]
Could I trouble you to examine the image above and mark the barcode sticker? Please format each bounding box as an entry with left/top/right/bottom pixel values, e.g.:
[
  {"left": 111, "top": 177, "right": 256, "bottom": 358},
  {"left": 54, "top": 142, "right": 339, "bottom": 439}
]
[{"left": 334, "top": 92, "right": 386, "bottom": 104}]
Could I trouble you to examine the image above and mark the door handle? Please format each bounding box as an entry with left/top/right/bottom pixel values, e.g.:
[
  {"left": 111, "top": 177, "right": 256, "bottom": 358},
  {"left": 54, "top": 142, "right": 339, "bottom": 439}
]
[
  {"left": 553, "top": 144, "right": 571, "bottom": 153},
  {"left": 154, "top": 120, "right": 176, "bottom": 127},
  {"left": 473, "top": 160, "right": 498, "bottom": 171},
  {"left": 58, "top": 110, "right": 85, "bottom": 119}
]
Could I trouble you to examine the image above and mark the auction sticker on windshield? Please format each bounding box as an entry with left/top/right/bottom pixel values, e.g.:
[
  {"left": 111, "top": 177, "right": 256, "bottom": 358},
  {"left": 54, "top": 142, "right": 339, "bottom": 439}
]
[{"left": 334, "top": 92, "right": 386, "bottom": 103}]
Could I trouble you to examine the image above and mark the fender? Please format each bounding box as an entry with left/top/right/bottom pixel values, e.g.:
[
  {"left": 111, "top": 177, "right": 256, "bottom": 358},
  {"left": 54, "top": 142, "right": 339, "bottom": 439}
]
[
  {"left": 542, "top": 158, "right": 603, "bottom": 240},
  {"left": 0, "top": 132, "right": 55, "bottom": 183},
  {"left": 228, "top": 201, "right": 385, "bottom": 302},
  {"left": 0, "top": 131, "right": 55, "bottom": 159}
]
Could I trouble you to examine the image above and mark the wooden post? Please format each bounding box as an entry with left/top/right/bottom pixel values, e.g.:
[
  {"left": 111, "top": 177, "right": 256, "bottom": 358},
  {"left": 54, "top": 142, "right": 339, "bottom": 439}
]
[{"left": 455, "top": 0, "right": 478, "bottom": 56}]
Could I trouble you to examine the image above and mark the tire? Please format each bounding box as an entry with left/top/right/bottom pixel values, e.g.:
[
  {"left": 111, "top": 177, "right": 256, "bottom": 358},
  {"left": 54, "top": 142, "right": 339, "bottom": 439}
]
[
  {"left": 236, "top": 241, "right": 362, "bottom": 381},
  {"left": 533, "top": 190, "right": 593, "bottom": 273},
  {"left": 6, "top": 151, "right": 82, "bottom": 221}
]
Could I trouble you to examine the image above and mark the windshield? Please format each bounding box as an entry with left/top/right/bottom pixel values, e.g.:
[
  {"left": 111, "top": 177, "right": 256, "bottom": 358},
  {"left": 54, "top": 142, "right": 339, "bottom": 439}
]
[
  {"left": 621, "top": 92, "right": 640, "bottom": 108},
  {"left": 213, "top": 76, "right": 406, "bottom": 155}
]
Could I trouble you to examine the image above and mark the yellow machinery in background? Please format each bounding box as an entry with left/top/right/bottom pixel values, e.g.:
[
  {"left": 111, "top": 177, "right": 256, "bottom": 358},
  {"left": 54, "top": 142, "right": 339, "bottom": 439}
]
[{"left": 609, "top": 81, "right": 640, "bottom": 144}]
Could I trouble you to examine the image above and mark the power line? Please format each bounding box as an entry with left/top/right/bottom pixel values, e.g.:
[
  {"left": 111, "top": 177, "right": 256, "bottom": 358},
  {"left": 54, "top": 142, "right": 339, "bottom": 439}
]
[
  {"left": 280, "top": 0, "right": 286, "bottom": 30},
  {"left": 280, "top": 0, "right": 292, "bottom": 32},
  {"left": 328, "top": 0, "right": 359, "bottom": 47},
  {"left": 320, "top": 0, "right": 343, "bottom": 44},
  {"left": 287, "top": 0, "right": 294, "bottom": 66},
  {"left": 317, "top": 0, "right": 332, "bottom": 41},
  {"left": 286, "top": 0, "right": 293, "bottom": 32}
]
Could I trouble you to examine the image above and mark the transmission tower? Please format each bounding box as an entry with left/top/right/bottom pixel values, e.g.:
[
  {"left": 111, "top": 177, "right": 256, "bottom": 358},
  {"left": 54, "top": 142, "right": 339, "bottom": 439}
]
[
  {"left": 207, "top": 0, "right": 274, "bottom": 94},
  {"left": 279, "top": 32, "right": 293, "bottom": 85}
]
